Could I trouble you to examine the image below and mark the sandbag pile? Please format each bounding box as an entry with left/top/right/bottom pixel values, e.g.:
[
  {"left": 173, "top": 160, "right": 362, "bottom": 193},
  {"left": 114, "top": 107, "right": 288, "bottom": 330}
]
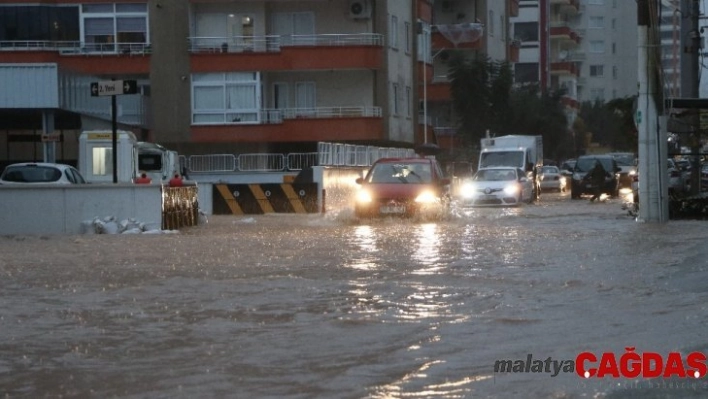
[{"left": 80, "top": 216, "right": 179, "bottom": 235}]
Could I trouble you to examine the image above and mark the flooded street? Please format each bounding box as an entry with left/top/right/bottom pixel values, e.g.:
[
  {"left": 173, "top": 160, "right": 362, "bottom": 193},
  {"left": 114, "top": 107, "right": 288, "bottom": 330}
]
[{"left": 2, "top": 193, "right": 708, "bottom": 398}]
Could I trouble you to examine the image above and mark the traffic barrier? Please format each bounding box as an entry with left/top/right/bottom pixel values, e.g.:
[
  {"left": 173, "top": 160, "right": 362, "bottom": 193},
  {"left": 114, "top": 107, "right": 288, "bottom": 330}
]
[{"left": 212, "top": 183, "right": 319, "bottom": 214}]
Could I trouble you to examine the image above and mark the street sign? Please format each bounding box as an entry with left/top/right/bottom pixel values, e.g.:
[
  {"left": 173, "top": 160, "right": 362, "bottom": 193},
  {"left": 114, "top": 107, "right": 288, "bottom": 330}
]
[{"left": 90, "top": 80, "right": 138, "bottom": 97}]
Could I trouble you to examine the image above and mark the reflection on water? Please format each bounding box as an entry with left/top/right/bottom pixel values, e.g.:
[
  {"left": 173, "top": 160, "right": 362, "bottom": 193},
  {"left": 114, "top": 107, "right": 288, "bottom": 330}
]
[
  {"left": 347, "top": 225, "right": 380, "bottom": 271},
  {"left": 412, "top": 223, "right": 442, "bottom": 274}
]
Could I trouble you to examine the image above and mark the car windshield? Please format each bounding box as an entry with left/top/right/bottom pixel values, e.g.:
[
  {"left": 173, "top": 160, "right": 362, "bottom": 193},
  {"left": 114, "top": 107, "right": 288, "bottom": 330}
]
[
  {"left": 1, "top": 165, "right": 62, "bottom": 182},
  {"left": 541, "top": 166, "right": 559, "bottom": 174},
  {"left": 575, "top": 157, "right": 612, "bottom": 173},
  {"left": 473, "top": 169, "right": 517, "bottom": 181},
  {"left": 479, "top": 151, "right": 524, "bottom": 168},
  {"left": 367, "top": 162, "right": 432, "bottom": 183}
]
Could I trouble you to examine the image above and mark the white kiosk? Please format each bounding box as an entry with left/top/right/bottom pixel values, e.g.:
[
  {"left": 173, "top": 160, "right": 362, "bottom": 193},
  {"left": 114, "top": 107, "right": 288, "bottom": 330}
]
[{"left": 78, "top": 130, "right": 139, "bottom": 183}]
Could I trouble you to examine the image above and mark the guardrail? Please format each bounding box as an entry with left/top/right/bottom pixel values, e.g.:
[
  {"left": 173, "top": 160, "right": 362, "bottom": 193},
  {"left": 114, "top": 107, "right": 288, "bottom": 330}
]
[{"left": 183, "top": 143, "right": 416, "bottom": 174}]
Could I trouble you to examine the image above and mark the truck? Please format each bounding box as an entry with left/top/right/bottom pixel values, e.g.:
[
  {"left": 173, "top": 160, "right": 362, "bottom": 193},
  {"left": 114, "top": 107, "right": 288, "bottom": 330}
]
[
  {"left": 78, "top": 130, "right": 180, "bottom": 184},
  {"left": 478, "top": 135, "right": 543, "bottom": 199}
]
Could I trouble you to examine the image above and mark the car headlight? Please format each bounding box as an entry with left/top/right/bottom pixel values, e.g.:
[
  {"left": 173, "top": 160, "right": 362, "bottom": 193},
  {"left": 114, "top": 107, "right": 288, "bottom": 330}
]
[
  {"left": 415, "top": 191, "right": 437, "bottom": 203},
  {"left": 356, "top": 189, "right": 372, "bottom": 203},
  {"left": 629, "top": 170, "right": 636, "bottom": 175},
  {"left": 503, "top": 184, "right": 519, "bottom": 195},
  {"left": 460, "top": 183, "right": 476, "bottom": 198}
]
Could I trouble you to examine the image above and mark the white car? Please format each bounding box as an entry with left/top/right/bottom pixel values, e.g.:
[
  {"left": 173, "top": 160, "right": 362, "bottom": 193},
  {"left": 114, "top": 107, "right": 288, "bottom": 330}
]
[
  {"left": 539, "top": 166, "right": 567, "bottom": 192},
  {"left": 0, "top": 162, "right": 87, "bottom": 185},
  {"left": 459, "top": 167, "right": 534, "bottom": 207}
]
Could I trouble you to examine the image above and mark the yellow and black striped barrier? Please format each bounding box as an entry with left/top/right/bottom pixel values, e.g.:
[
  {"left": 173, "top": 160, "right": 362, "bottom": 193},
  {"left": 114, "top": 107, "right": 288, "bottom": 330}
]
[{"left": 213, "top": 183, "right": 319, "bottom": 215}]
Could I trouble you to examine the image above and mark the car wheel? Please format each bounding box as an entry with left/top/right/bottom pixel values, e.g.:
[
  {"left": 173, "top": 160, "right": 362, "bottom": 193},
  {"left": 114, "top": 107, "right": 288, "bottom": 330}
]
[{"left": 571, "top": 187, "right": 580, "bottom": 199}]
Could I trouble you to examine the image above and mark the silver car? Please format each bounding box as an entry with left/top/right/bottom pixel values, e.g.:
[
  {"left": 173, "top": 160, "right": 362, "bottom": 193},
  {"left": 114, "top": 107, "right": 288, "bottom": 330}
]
[{"left": 0, "top": 162, "right": 87, "bottom": 185}]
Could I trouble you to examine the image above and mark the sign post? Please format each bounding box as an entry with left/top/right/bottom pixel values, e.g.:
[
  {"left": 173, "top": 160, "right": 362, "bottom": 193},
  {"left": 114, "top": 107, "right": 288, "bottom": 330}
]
[{"left": 90, "top": 79, "right": 138, "bottom": 183}]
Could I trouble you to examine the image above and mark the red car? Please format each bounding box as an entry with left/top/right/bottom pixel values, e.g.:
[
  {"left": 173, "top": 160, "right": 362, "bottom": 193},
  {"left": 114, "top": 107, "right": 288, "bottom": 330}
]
[{"left": 354, "top": 157, "right": 451, "bottom": 218}]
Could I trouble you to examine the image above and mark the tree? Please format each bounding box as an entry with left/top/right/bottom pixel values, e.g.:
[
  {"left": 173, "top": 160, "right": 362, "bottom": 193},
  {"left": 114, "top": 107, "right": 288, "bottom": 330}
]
[
  {"left": 578, "top": 96, "right": 637, "bottom": 152},
  {"left": 448, "top": 53, "right": 573, "bottom": 161}
]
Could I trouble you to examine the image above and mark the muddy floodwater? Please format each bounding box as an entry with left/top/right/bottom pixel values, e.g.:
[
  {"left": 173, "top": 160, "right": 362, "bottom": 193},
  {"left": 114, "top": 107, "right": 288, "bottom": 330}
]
[{"left": 1, "top": 193, "right": 708, "bottom": 398}]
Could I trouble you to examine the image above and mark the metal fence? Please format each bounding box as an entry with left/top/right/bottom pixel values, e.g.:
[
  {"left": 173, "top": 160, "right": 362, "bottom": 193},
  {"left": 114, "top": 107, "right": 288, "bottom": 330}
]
[
  {"left": 182, "top": 142, "right": 416, "bottom": 174},
  {"left": 188, "top": 154, "right": 237, "bottom": 172}
]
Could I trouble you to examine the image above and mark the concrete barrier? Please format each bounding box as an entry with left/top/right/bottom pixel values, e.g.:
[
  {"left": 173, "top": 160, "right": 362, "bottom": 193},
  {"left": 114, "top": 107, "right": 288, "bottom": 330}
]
[{"left": 0, "top": 184, "right": 162, "bottom": 235}]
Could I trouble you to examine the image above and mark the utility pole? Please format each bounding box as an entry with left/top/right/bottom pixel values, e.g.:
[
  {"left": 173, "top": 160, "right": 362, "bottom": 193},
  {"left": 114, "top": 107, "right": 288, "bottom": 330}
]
[{"left": 638, "top": 0, "right": 669, "bottom": 222}]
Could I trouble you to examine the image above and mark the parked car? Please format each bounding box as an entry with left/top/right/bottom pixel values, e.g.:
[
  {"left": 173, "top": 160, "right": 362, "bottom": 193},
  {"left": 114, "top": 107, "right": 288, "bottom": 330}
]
[
  {"left": 539, "top": 165, "right": 567, "bottom": 193},
  {"left": 667, "top": 158, "right": 686, "bottom": 194},
  {"left": 0, "top": 162, "right": 87, "bottom": 185},
  {"left": 458, "top": 167, "right": 534, "bottom": 207},
  {"left": 570, "top": 155, "right": 621, "bottom": 199},
  {"left": 607, "top": 152, "right": 637, "bottom": 189},
  {"left": 559, "top": 159, "right": 576, "bottom": 174},
  {"left": 354, "top": 157, "right": 450, "bottom": 218}
]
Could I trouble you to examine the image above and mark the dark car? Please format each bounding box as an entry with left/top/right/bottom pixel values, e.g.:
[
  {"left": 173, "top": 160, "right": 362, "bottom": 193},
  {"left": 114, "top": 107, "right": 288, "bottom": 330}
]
[
  {"left": 354, "top": 157, "right": 451, "bottom": 218},
  {"left": 570, "top": 155, "right": 621, "bottom": 199}
]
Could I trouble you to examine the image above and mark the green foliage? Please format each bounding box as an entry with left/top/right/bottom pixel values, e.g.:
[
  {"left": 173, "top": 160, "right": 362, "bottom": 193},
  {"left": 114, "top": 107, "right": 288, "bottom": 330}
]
[
  {"left": 448, "top": 52, "right": 573, "bottom": 161},
  {"left": 578, "top": 96, "right": 637, "bottom": 152}
]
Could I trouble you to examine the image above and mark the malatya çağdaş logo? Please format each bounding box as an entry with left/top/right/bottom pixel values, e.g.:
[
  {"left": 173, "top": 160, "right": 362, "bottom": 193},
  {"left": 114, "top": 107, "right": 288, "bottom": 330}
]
[{"left": 494, "top": 348, "right": 707, "bottom": 379}]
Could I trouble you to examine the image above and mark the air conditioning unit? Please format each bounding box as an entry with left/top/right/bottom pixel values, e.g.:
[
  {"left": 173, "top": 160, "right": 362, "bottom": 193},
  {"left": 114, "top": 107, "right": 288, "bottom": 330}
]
[{"left": 349, "top": 0, "right": 371, "bottom": 19}]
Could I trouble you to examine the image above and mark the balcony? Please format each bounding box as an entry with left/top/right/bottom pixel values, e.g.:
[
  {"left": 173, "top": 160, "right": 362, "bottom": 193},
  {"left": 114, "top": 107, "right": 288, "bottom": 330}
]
[
  {"left": 191, "top": 107, "right": 384, "bottom": 143},
  {"left": 0, "top": 41, "right": 150, "bottom": 75},
  {"left": 431, "top": 24, "right": 484, "bottom": 50},
  {"left": 551, "top": 62, "right": 579, "bottom": 76},
  {"left": 549, "top": 25, "right": 581, "bottom": 44},
  {"left": 189, "top": 34, "right": 384, "bottom": 72},
  {"left": 509, "top": 0, "right": 520, "bottom": 17}
]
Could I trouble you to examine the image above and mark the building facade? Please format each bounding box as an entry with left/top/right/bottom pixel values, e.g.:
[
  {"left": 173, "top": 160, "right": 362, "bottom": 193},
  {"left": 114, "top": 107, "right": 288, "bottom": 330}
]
[
  {"left": 509, "top": 0, "right": 639, "bottom": 126},
  {"left": 0, "top": 0, "right": 445, "bottom": 165}
]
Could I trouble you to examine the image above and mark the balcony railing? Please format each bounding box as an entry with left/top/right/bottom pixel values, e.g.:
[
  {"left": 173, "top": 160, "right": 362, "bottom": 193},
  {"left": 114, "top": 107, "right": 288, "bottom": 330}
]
[
  {"left": 195, "top": 107, "right": 382, "bottom": 126},
  {"left": 188, "top": 33, "right": 384, "bottom": 53},
  {"left": 0, "top": 40, "right": 151, "bottom": 55}
]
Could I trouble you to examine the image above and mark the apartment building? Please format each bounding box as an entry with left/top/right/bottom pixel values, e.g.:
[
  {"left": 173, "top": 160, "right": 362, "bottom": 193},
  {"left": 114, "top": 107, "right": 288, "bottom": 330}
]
[
  {"left": 0, "top": 0, "right": 437, "bottom": 164},
  {"left": 424, "top": 0, "right": 518, "bottom": 149},
  {"left": 509, "top": 0, "right": 638, "bottom": 125}
]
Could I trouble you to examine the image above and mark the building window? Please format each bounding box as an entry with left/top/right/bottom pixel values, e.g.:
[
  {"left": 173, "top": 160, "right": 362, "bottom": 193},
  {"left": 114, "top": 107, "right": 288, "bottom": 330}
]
[
  {"left": 192, "top": 72, "right": 262, "bottom": 124},
  {"left": 514, "top": 22, "right": 539, "bottom": 42},
  {"left": 612, "top": 18, "right": 616, "bottom": 29},
  {"left": 0, "top": 6, "right": 80, "bottom": 42},
  {"left": 589, "top": 16, "right": 604, "bottom": 29},
  {"left": 613, "top": 65, "right": 618, "bottom": 79},
  {"left": 590, "top": 65, "right": 604, "bottom": 77},
  {"left": 588, "top": 0, "right": 605, "bottom": 4},
  {"left": 406, "top": 86, "right": 411, "bottom": 117},
  {"left": 514, "top": 63, "right": 539, "bottom": 84},
  {"left": 393, "top": 83, "right": 399, "bottom": 115},
  {"left": 489, "top": 10, "right": 494, "bottom": 37},
  {"left": 404, "top": 21, "right": 411, "bottom": 54},
  {"left": 500, "top": 14, "right": 506, "bottom": 42},
  {"left": 417, "top": 21, "right": 431, "bottom": 63},
  {"left": 271, "top": 12, "right": 315, "bottom": 38},
  {"left": 390, "top": 15, "right": 398, "bottom": 49},
  {"left": 612, "top": 42, "right": 616, "bottom": 54},
  {"left": 81, "top": 3, "right": 148, "bottom": 53},
  {"left": 589, "top": 40, "right": 605, "bottom": 53}
]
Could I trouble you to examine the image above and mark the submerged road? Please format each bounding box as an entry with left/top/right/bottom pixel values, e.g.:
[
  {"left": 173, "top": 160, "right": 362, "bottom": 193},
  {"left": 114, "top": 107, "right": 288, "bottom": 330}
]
[{"left": 1, "top": 193, "right": 707, "bottom": 398}]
